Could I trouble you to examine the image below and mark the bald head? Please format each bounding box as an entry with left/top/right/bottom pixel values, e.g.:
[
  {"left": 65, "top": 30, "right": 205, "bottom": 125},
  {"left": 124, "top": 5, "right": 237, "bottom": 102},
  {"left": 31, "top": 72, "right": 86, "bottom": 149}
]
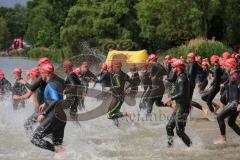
[{"left": 63, "top": 60, "right": 73, "bottom": 73}]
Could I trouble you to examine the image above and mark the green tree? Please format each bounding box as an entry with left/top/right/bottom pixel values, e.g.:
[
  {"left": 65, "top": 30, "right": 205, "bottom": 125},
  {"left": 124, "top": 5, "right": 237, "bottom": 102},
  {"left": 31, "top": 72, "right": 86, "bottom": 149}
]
[
  {"left": 136, "top": 0, "right": 202, "bottom": 50},
  {"left": 224, "top": 0, "right": 240, "bottom": 45},
  {"left": 61, "top": 0, "right": 139, "bottom": 53},
  {"left": 25, "top": 0, "right": 54, "bottom": 47},
  {"left": 0, "top": 17, "right": 11, "bottom": 50}
]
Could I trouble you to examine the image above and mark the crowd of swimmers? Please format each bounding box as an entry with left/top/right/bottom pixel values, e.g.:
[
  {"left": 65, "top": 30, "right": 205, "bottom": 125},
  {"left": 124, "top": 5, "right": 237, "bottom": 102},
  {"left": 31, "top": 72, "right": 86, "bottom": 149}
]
[{"left": 0, "top": 51, "right": 240, "bottom": 156}]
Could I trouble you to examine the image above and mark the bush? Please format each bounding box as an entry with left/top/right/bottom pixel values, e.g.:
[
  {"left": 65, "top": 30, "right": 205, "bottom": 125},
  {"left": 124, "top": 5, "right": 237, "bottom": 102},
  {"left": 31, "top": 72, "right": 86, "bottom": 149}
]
[
  {"left": 159, "top": 37, "right": 232, "bottom": 61},
  {"left": 26, "top": 47, "right": 64, "bottom": 62}
]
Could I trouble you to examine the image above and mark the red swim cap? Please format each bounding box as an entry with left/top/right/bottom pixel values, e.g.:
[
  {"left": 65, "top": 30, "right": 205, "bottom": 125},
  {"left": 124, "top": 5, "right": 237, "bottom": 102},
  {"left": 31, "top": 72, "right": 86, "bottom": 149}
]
[
  {"left": 147, "top": 54, "right": 158, "bottom": 62},
  {"left": 222, "top": 52, "right": 231, "bottom": 59},
  {"left": 31, "top": 67, "right": 40, "bottom": 78},
  {"left": 40, "top": 63, "right": 54, "bottom": 75},
  {"left": 0, "top": 70, "right": 4, "bottom": 78},
  {"left": 38, "top": 57, "right": 51, "bottom": 65},
  {"left": 13, "top": 67, "right": 22, "bottom": 75},
  {"left": 172, "top": 59, "right": 185, "bottom": 70},
  {"left": 210, "top": 55, "right": 219, "bottom": 63},
  {"left": 100, "top": 63, "right": 108, "bottom": 71},
  {"left": 73, "top": 67, "right": 82, "bottom": 76},
  {"left": 225, "top": 58, "right": 237, "bottom": 69}
]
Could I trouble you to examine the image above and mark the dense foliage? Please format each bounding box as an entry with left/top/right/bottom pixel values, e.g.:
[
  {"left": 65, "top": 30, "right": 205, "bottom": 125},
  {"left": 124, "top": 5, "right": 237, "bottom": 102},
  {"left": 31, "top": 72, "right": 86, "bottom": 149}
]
[{"left": 0, "top": 0, "right": 239, "bottom": 58}]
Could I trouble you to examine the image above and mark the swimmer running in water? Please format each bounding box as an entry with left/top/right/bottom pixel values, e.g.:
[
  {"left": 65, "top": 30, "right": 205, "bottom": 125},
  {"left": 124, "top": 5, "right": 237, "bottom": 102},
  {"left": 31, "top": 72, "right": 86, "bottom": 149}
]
[
  {"left": 103, "top": 61, "right": 133, "bottom": 127},
  {"left": 216, "top": 58, "right": 240, "bottom": 144},
  {"left": 164, "top": 59, "right": 192, "bottom": 147},
  {"left": 31, "top": 63, "right": 66, "bottom": 156},
  {"left": 12, "top": 67, "right": 27, "bottom": 110}
]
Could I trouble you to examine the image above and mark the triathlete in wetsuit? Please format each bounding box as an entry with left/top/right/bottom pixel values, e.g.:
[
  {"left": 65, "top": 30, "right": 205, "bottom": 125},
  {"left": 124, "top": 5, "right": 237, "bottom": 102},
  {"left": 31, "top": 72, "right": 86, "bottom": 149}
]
[
  {"left": 125, "top": 64, "right": 141, "bottom": 106},
  {"left": 31, "top": 63, "right": 66, "bottom": 154},
  {"left": 94, "top": 63, "right": 112, "bottom": 100},
  {"left": 139, "top": 63, "right": 151, "bottom": 110},
  {"left": 197, "top": 62, "right": 212, "bottom": 94},
  {"left": 163, "top": 55, "right": 172, "bottom": 75},
  {"left": 80, "top": 62, "right": 96, "bottom": 110},
  {"left": 0, "top": 70, "right": 11, "bottom": 99},
  {"left": 219, "top": 62, "right": 229, "bottom": 106},
  {"left": 103, "top": 62, "right": 132, "bottom": 126},
  {"left": 12, "top": 68, "right": 27, "bottom": 110},
  {"left": 216, "top": 58, "right": 240, "bottom": 144},
  {"left": 202, "top": 55, "right": 223, "bottom": 113},
  {"left": 13, "top": 67, "right": 43, "bottom": 136},
  {"left": 146, "top": 54, "right": 167, "bottom": 114},
  {"left": 63, "top": 60, "right": 82, "bottom": 114},
  {"left": 164, "top": 59, "right": 192, "bottom": 147},
  {"left": 186, "top": 52, "right": 200, "bottom": 100}
]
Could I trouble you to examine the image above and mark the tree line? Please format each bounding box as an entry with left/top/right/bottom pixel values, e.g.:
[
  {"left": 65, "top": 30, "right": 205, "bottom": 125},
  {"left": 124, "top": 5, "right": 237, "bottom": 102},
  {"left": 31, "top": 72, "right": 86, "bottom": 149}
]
[{"left": 0, "top": 0, "right": 240, "bottom": 55}]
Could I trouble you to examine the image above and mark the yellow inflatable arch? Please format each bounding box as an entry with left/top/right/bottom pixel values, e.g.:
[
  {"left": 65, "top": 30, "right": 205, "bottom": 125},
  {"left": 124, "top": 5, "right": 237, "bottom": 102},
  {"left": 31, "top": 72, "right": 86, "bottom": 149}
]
[{"left": 105, "top": 49, "right": 148, "bottom": 64}]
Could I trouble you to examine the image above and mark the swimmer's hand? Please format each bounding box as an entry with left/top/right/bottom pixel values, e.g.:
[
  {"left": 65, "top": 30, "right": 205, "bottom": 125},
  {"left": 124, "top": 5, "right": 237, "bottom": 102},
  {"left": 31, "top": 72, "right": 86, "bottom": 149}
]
[
  {"left": 12, "top": 95, "right": 20, "bottom": 100},
  {"left": 103, "top": 87, "right": 111, "bottom": 93},
  {"left": 39, "top": 104, "right": 46, "bottom": 113},
  {"left": 37, "top": 115, "right": 45, "bottom": 123},
  {"left": 163, "top": 98, "right": 171, "bottom": 106},
  {"left": 220, "top": 84, "right": 224, "bottom": 90},
  {"left": 19, "top": 79, "right": 26, "bottom": 85},
  {"left": 237, "top": 105, "right": 240, "bottom": 112}
]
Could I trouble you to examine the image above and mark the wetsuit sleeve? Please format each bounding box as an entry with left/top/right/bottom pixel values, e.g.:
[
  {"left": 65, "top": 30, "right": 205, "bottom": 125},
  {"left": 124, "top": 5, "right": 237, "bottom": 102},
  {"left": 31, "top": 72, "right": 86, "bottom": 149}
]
[
  {"left": 125, "top": 73, "right": 134, "bottom": 89},
  {"left": 171, "top": 76, "right": 184, "bottom": 101},
  {"left": 68, "top": 74, "right": 81, "bottom": 86},
  {"left": 166, "top": 72, "right": 177, "bottom": 83},
  {"left": 4, "top": 79, "right": 12, "bottom": 91},
  {"left": 209, "top": 69, "right": 213, "bottom": 75},
  {"left": 187, "top": 63, "right": 193, "bottom": 80},
  {"left": 210, "top": 67, "right": 217, "bottom": 86},
  {"left": 25, "top": 77, "right": 42, "bottom": 91}
]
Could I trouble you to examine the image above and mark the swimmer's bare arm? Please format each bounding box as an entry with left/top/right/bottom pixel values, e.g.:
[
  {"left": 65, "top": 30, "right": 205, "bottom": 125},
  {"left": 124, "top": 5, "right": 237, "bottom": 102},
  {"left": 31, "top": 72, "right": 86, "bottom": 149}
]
[{"left": 12, "top": 91, "right": 32, "bottom": 100}]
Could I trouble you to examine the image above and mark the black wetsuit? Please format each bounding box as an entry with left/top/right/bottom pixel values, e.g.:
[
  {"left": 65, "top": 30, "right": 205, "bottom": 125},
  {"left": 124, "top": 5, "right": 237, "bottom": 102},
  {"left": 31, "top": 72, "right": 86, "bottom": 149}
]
[
  {"left": 64, "top": 72, "right": 82, "bottom": 113},
  {"left": 197, "top": 68, "right": 211, "bottom": 93},
  {"left": 129, "top": 72, "right": 141, "bottom": 95},
  {"left": 186, "top": 61, "right": 200, "bottom": 99},
  {"left": 217, "top": 71, "right": 240, "bottom": 136},
  {"left": 80, "top": 69, "right": 96, "bottom": 109},
  {"left": 166, "top": 70, "right": 177, "bottom": 97},
  {"left": 164, "top": 62, "right": 172, "bottom": 75},
  {"left": 201, "top": 64, "right": 223, "bottom": 112},
  {"left": 139, "top": 70, "right": 151, "bottom": 110},
  {"left": 31, "top": 75, "right": 66, "bottom": 152},
  {"left": 94, "top": 72, "right": 112, "bottom": 101},
  {"left": 12, "top": 77, "right": 27, "bottom": 109},
  {"left": 220, "top": 71, "right": 229, "bottom": 105},
  {"left": 125, "top": 71, "right": 141, "bottom": 106},
  {"left": 147, "top": 63, "right": 167, "bottom": 114},
  {"left": 107, "top": 70, "right": 131, "bottom": 124},
  {"left": 96, "top": 72, "right": 112, "bottom": 88},
  {"left": 166, "top": 72, "right": 192, "bottom": 147},
  {"left": 24, "top": 75, "right": 63, "bottom": 137},
  {"left": 0, "top": 77, "right": 11, "bottom": 99}
]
